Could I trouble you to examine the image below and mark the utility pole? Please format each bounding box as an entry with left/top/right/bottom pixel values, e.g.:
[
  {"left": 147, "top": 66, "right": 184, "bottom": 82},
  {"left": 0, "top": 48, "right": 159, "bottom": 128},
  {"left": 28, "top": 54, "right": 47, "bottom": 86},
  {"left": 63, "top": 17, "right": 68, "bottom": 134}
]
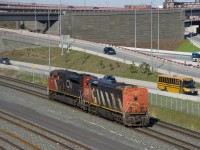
[
  {"left": 32, "top": 0, "right": 37, "bottom": 32},
  {"left": 157, "top": 8, "right": 159, "bottom": 57},
  {"left": 60, "top": 0, "right": 64, "bottom": 55},
  {"left": 151, "top": 1, "right": 153, "bottom": 72},
  {"left": 34, "top": 2, "right": 36, "bottom": 32},
  {"left": 135, "top": 7, "right": 137, "bottom": 50},
  {"left": 190, "top": 8, "right": 193, "bottom": 40},
  {"left": 48, "top": 9, "right": 51, "bottom": 74}
]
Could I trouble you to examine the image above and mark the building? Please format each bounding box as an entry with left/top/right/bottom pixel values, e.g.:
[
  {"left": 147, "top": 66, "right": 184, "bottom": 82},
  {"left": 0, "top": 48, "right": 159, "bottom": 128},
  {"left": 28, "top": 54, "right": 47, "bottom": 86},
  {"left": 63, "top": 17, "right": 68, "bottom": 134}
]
[{"left": 164, "top": 0, "right": 200, "bottom": 9}]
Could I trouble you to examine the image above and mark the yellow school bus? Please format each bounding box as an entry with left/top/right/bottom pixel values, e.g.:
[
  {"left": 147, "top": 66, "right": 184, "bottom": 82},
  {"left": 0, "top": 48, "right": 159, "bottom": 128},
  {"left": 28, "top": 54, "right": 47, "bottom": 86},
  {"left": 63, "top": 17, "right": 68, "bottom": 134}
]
[{"left": 157, "top": 75, "right": 198, "bottom": 95}]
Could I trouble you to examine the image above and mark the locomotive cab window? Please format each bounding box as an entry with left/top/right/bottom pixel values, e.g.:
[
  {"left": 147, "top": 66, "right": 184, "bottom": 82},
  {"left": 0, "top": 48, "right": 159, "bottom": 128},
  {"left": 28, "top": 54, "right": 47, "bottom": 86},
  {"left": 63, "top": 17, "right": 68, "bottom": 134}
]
[{"left": 51, "top": 74, "right": 59, "bottom": 79}]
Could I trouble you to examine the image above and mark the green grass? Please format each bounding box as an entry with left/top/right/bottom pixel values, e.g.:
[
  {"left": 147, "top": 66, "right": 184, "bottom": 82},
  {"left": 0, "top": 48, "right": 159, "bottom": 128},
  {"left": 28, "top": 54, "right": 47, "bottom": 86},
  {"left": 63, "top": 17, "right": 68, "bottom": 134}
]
[
  {"left": 0, "top": 68, "right": 48, "bottom": 86},
  {"left": 175, "top": 39, "right": 200, "bottom": 52},
  {"left": 149, "top": 93, "right": 200, "bottom": 117},
  {"left": 1, "top": 47, "right": 160, "bottom": 82},
  {"left": 149, "top": 105, "right": 200, "bottom": 132},
  {"left": 18, "top": 74, "right": 48, "bottom": 86}
]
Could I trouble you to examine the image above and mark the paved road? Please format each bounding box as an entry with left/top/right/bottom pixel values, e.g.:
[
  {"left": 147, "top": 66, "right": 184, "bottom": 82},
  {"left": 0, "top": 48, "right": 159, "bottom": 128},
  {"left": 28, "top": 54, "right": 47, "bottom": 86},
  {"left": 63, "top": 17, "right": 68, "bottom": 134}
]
[{"left": 190, "top": 35, "right": 200, "bottom": 48}]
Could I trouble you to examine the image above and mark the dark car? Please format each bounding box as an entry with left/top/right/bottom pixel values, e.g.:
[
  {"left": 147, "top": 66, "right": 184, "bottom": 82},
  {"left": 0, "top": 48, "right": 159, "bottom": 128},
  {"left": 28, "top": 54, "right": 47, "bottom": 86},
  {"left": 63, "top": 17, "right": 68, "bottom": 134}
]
[
  {"left": 68, "top": 5, "right": 76, "bottom": 9},
  {"left": 93, "top": 7, "right": 99, "bottom": 10},
  {"left": 103, "top": 47, "right": 116, "bottom": 55},
  {"left": 0, "top": 57, "right": 11, "bottom": 65}
]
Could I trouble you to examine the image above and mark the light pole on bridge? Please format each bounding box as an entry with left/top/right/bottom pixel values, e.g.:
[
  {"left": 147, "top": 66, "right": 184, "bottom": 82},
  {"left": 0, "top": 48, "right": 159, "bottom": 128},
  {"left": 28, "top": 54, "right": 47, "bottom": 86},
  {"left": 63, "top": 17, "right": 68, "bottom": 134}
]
[{"left": 32, "top": 0, "right": 37, "bottom": 33}]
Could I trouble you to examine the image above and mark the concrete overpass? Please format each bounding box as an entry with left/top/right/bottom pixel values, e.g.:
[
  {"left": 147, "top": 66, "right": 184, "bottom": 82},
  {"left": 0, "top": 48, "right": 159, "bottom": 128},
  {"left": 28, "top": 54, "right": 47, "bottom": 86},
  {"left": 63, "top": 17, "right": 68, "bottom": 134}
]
[
  {"left": 0, "top": 2, "right": 197, "bottom": 50},
  {"left": 0, "top": 11, "right": 60, "bottom": 33},
  {"left": 0, "top": 12, "right": 59, "bottom": 21}
]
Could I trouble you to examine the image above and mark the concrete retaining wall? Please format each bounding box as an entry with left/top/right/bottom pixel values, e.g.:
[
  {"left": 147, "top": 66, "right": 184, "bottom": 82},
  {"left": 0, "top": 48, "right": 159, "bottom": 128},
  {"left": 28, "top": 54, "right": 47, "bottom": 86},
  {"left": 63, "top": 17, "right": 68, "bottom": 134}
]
[{"left": 62, "top": 10, "right": 184, "bottom": 50}]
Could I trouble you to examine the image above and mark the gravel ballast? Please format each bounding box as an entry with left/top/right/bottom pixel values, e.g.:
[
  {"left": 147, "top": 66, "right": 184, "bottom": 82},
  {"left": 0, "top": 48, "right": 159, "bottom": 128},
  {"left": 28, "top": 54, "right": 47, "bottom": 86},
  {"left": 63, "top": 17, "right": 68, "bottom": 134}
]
[{"left": 0, "top": 85, "right": 179, "bottom": 150}]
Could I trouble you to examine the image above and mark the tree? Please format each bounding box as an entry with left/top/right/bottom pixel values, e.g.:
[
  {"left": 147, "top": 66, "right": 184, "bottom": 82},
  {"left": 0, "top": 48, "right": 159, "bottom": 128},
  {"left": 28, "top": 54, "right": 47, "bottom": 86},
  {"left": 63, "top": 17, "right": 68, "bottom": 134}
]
[
  {"left": 139, "top": 62, "right": 151, "bottom": 76},
  {"left": 129, "top": 61, "right": 138, "bottom": 73}
]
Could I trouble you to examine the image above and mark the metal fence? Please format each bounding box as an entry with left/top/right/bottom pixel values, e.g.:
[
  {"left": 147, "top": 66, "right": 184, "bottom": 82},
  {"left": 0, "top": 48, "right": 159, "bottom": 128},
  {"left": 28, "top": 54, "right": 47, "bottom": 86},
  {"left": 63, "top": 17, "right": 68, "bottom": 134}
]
[
  {"left": 20, "top": 69, "right": 48, "bottom": 84},
  {"left": 0, "top": 67, "right": 48, "bottom": 85},
  {"left": 149, "top": 93, "right": 200, "bottom": 117}
]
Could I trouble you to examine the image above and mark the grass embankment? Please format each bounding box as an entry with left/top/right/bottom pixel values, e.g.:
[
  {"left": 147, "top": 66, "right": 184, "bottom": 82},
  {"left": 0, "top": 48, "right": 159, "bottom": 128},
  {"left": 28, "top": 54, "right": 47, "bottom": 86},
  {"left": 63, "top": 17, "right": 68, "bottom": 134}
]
[
  {"left": 150, "top": 105, "right": 200, "bottom": 131},
  {"left": 175, "top": 39, "right": 200, "bottom": 52},
  {"left": 1, "top": 47, "right": 160, "bottom": 82},
  {"left": 0, "top": 46, "right": 200, "bottom": 132}
]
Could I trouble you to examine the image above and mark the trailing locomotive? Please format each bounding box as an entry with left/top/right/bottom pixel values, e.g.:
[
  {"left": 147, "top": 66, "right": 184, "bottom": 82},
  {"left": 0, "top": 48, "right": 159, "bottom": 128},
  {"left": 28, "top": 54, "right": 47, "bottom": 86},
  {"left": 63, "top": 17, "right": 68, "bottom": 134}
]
[{"left": 48, "top": 69, "right": 149, "bottom": 126}]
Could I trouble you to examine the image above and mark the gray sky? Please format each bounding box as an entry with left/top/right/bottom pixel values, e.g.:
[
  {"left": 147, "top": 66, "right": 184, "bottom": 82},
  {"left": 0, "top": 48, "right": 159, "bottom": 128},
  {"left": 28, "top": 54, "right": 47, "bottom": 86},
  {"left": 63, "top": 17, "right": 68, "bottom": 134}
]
[{"left": 5, "top": 0, "right": 196, "bottom": 7}]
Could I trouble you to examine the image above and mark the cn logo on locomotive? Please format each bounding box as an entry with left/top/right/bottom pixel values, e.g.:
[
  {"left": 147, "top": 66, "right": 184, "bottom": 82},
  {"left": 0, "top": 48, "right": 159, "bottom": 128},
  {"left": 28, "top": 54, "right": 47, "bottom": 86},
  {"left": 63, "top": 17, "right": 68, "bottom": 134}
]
[{"left": 66, "top": 80, "right": 72, "bottom": 89}]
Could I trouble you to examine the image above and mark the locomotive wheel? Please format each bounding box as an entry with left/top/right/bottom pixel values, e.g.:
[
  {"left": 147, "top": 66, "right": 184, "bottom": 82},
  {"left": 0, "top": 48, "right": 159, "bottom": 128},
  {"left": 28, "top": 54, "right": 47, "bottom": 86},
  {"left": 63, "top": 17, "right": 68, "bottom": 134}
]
[
  {"left": 49, "top": 91, "right": 55, "bottom": 100},
  {"left": 84, "top": 103, "right": 89, "bottom": 113}
]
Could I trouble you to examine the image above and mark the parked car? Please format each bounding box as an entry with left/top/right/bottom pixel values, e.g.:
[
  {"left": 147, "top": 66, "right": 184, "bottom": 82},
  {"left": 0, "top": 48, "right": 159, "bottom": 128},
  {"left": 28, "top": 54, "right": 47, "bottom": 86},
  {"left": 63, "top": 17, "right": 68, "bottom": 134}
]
[
  {"left": 103, "top": 47, "right": 116, "bottom": 55},
  {"left": 0, "top": 57, "right": 11, "bottom": 65}
]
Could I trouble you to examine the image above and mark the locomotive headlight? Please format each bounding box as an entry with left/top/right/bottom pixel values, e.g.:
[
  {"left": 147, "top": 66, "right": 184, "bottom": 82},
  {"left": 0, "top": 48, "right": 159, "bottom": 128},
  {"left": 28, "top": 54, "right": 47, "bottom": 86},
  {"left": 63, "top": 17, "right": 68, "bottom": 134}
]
[{"left": 134, "top": 96, "right": 138, "bottom": 101}]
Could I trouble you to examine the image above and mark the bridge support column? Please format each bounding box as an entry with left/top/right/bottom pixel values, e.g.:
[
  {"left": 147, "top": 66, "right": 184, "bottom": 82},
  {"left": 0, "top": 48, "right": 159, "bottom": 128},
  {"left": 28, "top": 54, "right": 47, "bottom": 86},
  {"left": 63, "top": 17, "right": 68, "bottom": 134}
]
[{"left": 16, "top": 21, "right": 25, "bottom": 30}]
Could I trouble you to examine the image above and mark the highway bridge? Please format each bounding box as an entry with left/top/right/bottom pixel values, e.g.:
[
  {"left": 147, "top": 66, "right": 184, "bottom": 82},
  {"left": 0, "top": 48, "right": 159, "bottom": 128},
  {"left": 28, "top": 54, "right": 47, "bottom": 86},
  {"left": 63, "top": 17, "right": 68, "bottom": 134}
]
[
  {"left": 0, "top": 1, "right": 199, "bottom": 50},
  {"left": 0, "top": 12, "right": 59, "bottom": 21}
]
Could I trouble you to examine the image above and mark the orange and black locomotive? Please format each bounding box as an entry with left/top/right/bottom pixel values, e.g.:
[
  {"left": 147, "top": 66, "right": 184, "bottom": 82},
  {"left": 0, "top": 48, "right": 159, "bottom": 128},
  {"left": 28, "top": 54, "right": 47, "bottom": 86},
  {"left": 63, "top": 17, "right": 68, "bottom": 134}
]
[{"left": 48, "top": 69, "right": 149, "bottom": 126}]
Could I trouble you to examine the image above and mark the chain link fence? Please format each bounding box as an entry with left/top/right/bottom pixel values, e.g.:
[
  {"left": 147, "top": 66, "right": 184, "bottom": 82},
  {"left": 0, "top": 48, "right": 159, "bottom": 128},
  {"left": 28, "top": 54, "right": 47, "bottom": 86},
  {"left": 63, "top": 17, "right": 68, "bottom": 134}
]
[
  {"left": 0, "top": 67, "right": 48, "bottom": 85},
  {"left": 149, "top": 93, "right": 200, "bottom": 117}
]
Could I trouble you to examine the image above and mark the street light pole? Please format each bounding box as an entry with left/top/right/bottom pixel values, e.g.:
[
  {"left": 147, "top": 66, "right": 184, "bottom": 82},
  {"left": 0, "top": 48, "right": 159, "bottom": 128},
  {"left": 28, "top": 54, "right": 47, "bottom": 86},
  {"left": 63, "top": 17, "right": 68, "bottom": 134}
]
[
  {"left": 135, "top": 7, "right": 137, "bottom": 50},
  {"left": 34, "top": 3, "right": 37, "bottom": 32},
  {"left": 190, "top": 8, "right": 193, "bottom": 39},
  {"left": 48, "top": 9, "right": 51, "bottom": 74},
  {"left": 32, "top": 0, "right": 37, "bottom": 32},
  {"left": 157, "top": 8, "right": 159, "bottom": 57},
  {"left": 151, "top": 1, "right": 153, "bottom": 72},
  {"left": 60, "top": 0, "right": 64, "bottom": 55}
]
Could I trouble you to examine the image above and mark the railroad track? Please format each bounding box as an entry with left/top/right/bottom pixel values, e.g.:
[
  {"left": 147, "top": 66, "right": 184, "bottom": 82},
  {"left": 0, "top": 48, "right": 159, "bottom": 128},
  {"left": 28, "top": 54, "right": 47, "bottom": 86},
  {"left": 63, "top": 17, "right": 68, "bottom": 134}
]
[
  {"left": 136, "top": 127, "right": 200, "bottom": 150},
  {"left": 0, "top": 75, "right": 48, "bottom": 98},
  {"left": 1, "top": 75, "right": 200, "bottom": 149},
  {"left": 0, "top": 136, "right": 23, "bottom": 150},
  {"left": 135, "top": 118, "right": 200, "bottom": 150},
  {"left": 0, "top": 75, "right": 92, "bottom": 149},
  {"left": 155, "top": 119, "right": 200, "bottom": 139},
  {"left": 0, "top": 111, "right": 91, "bottom": 150}
]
